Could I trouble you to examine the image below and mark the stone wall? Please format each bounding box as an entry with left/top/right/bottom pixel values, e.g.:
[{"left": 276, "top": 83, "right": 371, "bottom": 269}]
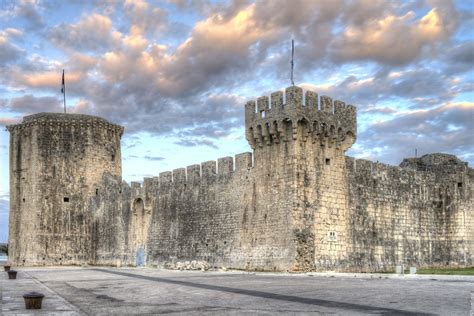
[
  {"left": 110, "top": 151, "right": 471, "bottom": 272},
  {"left": 7, "top": 87, "right": 473, "bottom": 271},
  {"left": 7, "top": 113, "right": 123, "bottom": 266},
  {"left": 103, "top": 87, "right": 470, "bottom": 271},
  {"left": 345, "top": 154, "right": 473, "bottom": 271},
  {"left": 103, "top": 150, "right": 300, "bottom": 271}
]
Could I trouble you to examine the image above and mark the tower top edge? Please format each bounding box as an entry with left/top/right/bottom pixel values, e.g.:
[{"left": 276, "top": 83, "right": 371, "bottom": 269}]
[{"left": 6, "top": 112, "right": 124, "bottom": 132}]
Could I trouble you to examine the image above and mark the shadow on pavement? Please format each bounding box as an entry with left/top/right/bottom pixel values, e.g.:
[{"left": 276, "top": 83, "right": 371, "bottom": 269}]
[{"left": 95, "top": 269, "right": 433, "bottom": 315}]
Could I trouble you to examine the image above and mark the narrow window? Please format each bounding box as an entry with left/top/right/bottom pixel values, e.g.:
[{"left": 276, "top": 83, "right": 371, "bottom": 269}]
[
  {"left": 63, "top": 197, "right": 70, "bottom": 202},
  {"left": 325, "top": 158, "right": 331, "bottom": 166},
  {"left": 458, "top": 182, "right": 462, "bottom": 188},
  {"left": 95, "top": 188, "right": 99, "bottom": 196},
  {"left": 111, "top": 154, "right": 115, "bottom": 161}
]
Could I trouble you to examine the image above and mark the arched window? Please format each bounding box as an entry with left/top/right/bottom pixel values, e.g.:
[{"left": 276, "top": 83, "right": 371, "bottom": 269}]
[{"left": 133, "top": 198, "right": 144, "bottom": 217}]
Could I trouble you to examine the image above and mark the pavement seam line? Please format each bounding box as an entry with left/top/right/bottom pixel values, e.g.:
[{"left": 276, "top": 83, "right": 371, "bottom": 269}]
[
  {"left": 470, "top": 291, "right": 473, "bottom": 316},
  {"left": 25, "top": 271, "right": 87, "bottom": 315}
]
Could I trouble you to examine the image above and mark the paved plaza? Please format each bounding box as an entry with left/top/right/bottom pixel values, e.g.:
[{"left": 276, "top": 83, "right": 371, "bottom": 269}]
[{"left": 1, "top": 267, "right": 473, "bottom": 315}]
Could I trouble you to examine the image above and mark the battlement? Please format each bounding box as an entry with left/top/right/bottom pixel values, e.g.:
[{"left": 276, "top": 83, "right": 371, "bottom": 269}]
[
  {"left": 6, "top": 112, "right": 124, "bottom": 136},
  {"left": 245, "top": 86, "right": 356, "bottom": 150},
  {"left": 130, "top": 152, "right": 254, "bottom": 193}
]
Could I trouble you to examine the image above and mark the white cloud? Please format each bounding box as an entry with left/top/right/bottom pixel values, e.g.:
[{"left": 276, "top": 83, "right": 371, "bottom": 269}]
[
  {"left": 356, "top": 101, "right": 474, "bottom": 164},
  {"left": 124, "top": 0, "right": 168, "bottom": 37},
  {"left": 0, "top": 0, "right": 44, "bottom": 29},
  {"left": 0, "top": 0, "right": 471, "bottom": 165},
  {"left": 0, "top": 28, "right": 24, "bottom": 65},
  {"left": 331, "top": 2, "right": 458, "bottom": 65},
  {"left": 49, "top": 13, "right": 122, "bottom": 51}
]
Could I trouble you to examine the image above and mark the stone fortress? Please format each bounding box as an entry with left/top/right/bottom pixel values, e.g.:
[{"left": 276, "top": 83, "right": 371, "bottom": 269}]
[{"left": 6, "top": 86, "right": 474, "bottom": 271}]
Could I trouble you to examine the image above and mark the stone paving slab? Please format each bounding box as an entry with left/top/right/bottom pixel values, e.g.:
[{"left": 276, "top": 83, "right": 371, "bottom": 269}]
[
  {"left": 471, "top": 292, "right": 474, "bottom": 316},
  {"left": 0, "top": 269, "right": 82, "bottom": 315},
  {"left": 1, "top": 267, "right": 473, "bottom": 315}
]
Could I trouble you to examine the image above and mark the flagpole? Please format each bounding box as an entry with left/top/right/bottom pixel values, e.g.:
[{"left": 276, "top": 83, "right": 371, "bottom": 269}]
[
  {"left": 62, "top": 69, "right": 66, "bottom": 113},
  {"left": 291, "top": 39, "right": 295, "bottom": 86},
  {"left": 290, "top": 40, "right": 295, "bottom": 86}
]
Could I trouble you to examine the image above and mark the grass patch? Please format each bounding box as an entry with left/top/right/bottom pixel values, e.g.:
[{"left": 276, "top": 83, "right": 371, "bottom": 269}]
[{"left": 416, "top": 267, "right": 474, "bottom": 275}]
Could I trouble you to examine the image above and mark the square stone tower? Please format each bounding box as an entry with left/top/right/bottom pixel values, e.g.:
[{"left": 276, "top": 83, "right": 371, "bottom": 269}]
[{"left": 245, "top": 86, "right": 357, "bottom": 270}]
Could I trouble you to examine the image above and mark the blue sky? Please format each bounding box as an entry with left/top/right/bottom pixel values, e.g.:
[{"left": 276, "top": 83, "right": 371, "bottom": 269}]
[{"left": 0, "top": 0, "right": 473, "bottom": 242}]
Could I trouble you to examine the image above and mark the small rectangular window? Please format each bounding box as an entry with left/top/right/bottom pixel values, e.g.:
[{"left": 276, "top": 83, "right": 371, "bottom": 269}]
[
  {"left": 458, "top": 182, "right": 462, "bottom": 188},
  {"left": 325, "top": 158, "right": 331, "bottom": 166},
  {"left": 63, "top": 197, "right": 70, "bottom": 202},
  {"left": 111, "top": 154, "right": 115, "bottom": 161},
  {"left": 95, "top": 189, "right": 99, "bottom": 196}
]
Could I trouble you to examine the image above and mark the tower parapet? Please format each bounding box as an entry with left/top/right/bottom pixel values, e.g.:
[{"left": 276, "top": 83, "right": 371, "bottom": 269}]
[
  {"left": 245, "top": 86, "right": 356, "bottom": 151},
  {"left": 6, "top": 112, "right": 124, "bottom": 135}
]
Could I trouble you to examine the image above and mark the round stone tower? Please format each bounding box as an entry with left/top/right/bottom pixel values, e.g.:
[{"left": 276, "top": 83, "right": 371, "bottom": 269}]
[{"left": 7, "top": 113, "right": 124, "bottom": 265}]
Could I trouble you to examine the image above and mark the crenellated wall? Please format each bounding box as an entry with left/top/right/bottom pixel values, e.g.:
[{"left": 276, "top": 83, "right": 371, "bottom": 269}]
[
  {"left": 345, "top": 155, "right": 473, "bottom": 271},
  {"left": 93, "top": 151, "right": 302, "bottom": 270},
  {"left": 85, "top": 87, "right": 474, "bottom": 272},
  {"left": 7, "top": 86, "right": 473, "bottom": 271}
]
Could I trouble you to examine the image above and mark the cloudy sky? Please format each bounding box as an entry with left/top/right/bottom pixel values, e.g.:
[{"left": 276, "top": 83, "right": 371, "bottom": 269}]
[{"left": 0, "top": 0, "right": 473, "bottom": 242}]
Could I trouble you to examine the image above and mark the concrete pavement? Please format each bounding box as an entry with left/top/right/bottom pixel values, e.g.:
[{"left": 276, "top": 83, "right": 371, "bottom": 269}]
[{"left": 1, "top": 267, "right": 473, "bottom": 315}]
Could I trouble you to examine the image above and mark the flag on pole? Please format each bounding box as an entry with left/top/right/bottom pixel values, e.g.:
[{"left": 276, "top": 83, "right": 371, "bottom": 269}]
[
  {"left": 61, "top": 70, "right": 65, "bottom": 93},
  {"left": 61, "top": 69, "right": 66, "bottom": 113}
]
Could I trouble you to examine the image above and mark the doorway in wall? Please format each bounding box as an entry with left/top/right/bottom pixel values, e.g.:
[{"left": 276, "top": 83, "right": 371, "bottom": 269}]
[
  {"left": 136, "top": 247, "right": 145, "bottom": 267},
  {"left": 132, "top": 198, "right": 146, "bottom": 266}
]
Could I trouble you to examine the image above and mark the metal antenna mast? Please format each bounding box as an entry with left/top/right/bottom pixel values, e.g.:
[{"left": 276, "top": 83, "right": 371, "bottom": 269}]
[{"left": 291, "top": 39, "right": 295, "bottom": 86}]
